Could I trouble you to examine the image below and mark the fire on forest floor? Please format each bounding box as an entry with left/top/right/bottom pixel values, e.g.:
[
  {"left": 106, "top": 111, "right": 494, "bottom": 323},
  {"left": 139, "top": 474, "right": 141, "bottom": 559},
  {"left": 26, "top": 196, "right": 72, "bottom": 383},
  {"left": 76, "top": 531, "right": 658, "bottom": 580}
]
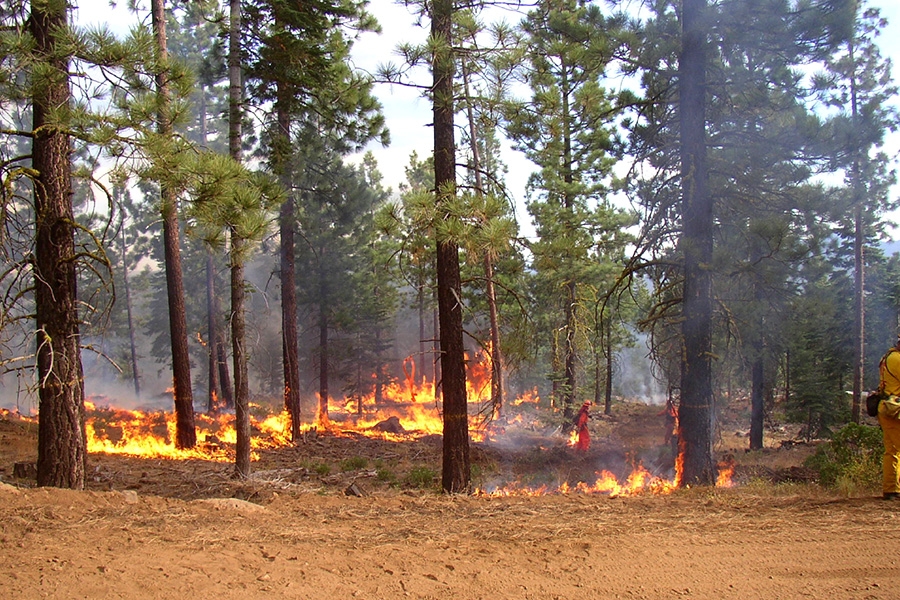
[{"left": 0, "top": 396, "right": 822, "bottom": 502}]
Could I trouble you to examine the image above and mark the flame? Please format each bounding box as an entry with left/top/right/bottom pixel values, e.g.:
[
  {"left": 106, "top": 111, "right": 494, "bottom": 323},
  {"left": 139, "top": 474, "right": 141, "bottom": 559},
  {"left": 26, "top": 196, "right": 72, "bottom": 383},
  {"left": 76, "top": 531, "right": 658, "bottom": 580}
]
[
  {"left": 716, "top": 454, "right": 735, "bottom": 488},
  {"left": 57, "top": 351, "right": 743, "bottom": 496},
  {"left": 512, "top": 387, "right": 540, "bottom": 406},
  {"left": 477, "top": 446, "right": 735, "bottom": 498}
]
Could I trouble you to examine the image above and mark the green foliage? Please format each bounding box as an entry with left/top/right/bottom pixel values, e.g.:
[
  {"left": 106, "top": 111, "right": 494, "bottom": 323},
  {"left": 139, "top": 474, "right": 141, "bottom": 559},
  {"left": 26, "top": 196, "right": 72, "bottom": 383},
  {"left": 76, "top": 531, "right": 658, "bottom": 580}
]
[
  {"left": 804, "top": 422, "right": 882, "bottom": 490},
  {"left": 339, "top": 456, "right": 369, "bottom": 471},
  {"left": 403, "top": 466, "right": 438, "bottom": 489},
  {"left": 376, "top": 468, "right": 396, "bottom": 483}
]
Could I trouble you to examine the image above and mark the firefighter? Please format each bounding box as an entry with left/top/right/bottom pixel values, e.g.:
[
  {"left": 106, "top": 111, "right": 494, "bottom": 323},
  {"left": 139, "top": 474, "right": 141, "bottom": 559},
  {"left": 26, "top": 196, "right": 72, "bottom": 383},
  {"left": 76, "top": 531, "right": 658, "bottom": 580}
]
[
  {"left": 878, "top": 334, "right": 900, "bottom": 500},
  {"left": 574, "top": 400, "right": 591, "bottom": 451}
]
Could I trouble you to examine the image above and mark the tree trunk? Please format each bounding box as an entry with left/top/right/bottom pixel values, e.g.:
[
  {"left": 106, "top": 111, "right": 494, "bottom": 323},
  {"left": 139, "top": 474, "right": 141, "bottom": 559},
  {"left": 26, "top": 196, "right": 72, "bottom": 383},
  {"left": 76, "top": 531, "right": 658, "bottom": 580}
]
[
  {"left": 418, "top": 273, "right": 428, "bottom": 387},
  {"left": 850, "top": 38, "right": 864, "bottom": 423},
  {"left": 216, "top": 304, "right": 234, "bottom": 409},
  {"left": 462, "top": 60, "right": 504, "bottom": 420},
  {"left": 32, "top": 0, "right": 87, "bottom": 489},
  {"left": 485, "top": 256, "right": 504, "bottom": 419},
  {"left": 199, "top": 83, "right": 222, "bottom": 415},
  {"left": 604, "top": 318, "right": 613, "bottom": 416},
  {"left": 750, "top": 352, "right": 764, "bottom": 450},
  {"left": 228, "top": 0, "right": 242, "bottom": 162},
  {"left": 119, "top": 208, "right": 141, "bottom": 400},
  {"left": 231, "top": 234, "right": 251, "bottom": 478},
  {"left": 560, "top": 55, "right": 577, "bottom": 420},
  {"left": 275, "top": 85, "right": 302, "bottom": 441},
  {"left": 433, "top": 0, "right": 470, "bottom": 494},
  {"left": 206, "top": 249, "right": 221, "bottom": 413},
  {"left": 678, "top": 0, "right": 716, "bottom": 486},
  {"left": 375, "top": 327, "right": 384, "bottom": 406},
  {"left": 433, "top": 302, "right": 441, "bottom": 402},
  {"left": 228, "top": 0, "right": 250, "bottom": 477},
  {"left": 152, "top": 0, "right": 196, "bottom": 449},
  {"left": 318, "top": 301, "right": 330, "bottom": 425},
  {"left": 564, "top": 280, "right": 577, "bottom": 418}
]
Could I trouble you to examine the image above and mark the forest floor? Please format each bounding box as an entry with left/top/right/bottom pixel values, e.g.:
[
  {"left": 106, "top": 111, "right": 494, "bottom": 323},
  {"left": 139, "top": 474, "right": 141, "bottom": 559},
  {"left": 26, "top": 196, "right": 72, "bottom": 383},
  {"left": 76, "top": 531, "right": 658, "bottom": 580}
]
[{"left": 1, "top": 399, "right": 898, "bottom": 599}]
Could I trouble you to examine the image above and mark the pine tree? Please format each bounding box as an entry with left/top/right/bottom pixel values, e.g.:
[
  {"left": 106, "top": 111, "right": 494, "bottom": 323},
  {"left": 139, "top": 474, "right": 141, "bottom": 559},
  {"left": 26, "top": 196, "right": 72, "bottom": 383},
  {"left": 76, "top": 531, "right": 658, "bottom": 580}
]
[{"left": 505, "top": 0, "right": 626, "bottom": 420}]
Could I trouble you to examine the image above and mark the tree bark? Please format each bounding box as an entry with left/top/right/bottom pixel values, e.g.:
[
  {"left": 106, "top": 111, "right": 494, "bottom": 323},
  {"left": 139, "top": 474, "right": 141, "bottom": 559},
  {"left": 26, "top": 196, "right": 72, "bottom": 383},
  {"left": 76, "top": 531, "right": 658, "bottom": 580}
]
[
  {"left": 678, "top": 0, "right": 716, "bottom": 486},
  {"left": 275, "top": 86, "right": 302, "bottom": 441},
  {"left": 560, "top": 54, "right": 577, "bottom": 420},
  {"left": 152, "top": 0, "right": 196, "bottom": 448},
  {"left": 206, "top": 249, "right": 221, "bottom": 413},
  {"left": 231, "top": 234, "right": 251, "bottom": 478},
  {"left": 432, "top": 0, "right": 470, "bottom": 494},
  {"left": 32, "top": 0, "right": 87, "bottom": 489},
  {"left": 228, "top": 0, "right": 250, "bottom": 478}
]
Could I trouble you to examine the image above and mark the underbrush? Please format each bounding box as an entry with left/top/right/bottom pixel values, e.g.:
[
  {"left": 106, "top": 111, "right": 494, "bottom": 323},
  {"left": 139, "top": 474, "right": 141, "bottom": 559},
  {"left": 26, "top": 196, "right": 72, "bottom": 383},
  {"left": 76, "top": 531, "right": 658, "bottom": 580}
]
[{"left": 803, "top": 422, "right": 881, "bottom": 495}]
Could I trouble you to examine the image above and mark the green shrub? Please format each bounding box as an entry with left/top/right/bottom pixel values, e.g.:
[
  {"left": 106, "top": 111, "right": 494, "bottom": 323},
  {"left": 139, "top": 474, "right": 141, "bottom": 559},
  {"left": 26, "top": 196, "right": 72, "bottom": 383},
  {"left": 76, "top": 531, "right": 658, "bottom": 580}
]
[
  {"left": 339, "top": 456, "right": 368, "bottom": 472},
  {"left": 313, "top": 462, "right": 331, "bottom": 476},
  {"left": 804, "top": 422, "right": 882, "bottom": 490},
  {"left": 403, "top": 466, "right": 437, "bottom": 489},
  {"left": 376, "top": 468, "right": 395, "bottom": 483}
]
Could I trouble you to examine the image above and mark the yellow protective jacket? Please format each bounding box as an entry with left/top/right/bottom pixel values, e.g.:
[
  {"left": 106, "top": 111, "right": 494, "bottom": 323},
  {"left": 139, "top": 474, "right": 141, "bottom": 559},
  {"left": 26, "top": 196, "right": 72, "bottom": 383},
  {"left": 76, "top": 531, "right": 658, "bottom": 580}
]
[{"left": 880, "top": 348, "right": 900, "bottom": 418}]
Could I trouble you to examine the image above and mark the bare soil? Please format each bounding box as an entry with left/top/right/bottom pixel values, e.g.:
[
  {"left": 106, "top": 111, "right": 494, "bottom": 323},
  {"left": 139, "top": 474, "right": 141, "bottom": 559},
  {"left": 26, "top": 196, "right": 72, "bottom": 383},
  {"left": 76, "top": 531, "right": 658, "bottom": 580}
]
[{"left": 1, "top": 402, "right": 897, "bottom": 600}]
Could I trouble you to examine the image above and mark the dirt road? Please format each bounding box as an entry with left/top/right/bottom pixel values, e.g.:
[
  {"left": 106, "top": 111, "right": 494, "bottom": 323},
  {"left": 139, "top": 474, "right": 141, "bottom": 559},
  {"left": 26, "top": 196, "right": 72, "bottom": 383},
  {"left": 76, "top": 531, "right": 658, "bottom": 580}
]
[{"left": 2, "top": 481, "right": 897, "bottom": 600}]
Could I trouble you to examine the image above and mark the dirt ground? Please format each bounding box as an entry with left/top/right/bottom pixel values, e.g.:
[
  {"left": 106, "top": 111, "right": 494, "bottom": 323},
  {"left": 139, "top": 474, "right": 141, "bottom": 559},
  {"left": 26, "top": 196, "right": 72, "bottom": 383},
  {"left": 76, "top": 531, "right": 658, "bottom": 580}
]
[{"left": 2, "top": 402, "right": 898, "bottom": 600}]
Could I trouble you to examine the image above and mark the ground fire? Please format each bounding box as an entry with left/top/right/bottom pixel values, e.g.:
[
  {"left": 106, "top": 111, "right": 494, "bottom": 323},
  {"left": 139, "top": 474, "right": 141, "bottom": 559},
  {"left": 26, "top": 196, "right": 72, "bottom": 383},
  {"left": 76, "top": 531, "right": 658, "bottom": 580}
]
[{"left": 14, "top": 350, "right": 734, "bottom": 496}]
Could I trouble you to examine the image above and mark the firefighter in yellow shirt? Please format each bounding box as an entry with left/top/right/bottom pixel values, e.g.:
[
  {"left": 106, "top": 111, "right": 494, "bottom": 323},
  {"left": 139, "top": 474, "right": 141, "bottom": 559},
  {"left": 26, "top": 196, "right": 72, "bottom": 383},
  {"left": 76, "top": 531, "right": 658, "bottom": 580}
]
[{"left": 878, "top": 336, "right": 900, "bottom": 500}]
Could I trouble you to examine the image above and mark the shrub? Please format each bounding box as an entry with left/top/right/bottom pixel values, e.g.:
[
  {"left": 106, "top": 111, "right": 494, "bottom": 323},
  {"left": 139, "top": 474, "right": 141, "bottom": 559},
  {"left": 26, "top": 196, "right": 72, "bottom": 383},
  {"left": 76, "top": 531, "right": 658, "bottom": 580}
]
[
  {"left": 340, "top": 456, "right": 368, "bottom": 472},
  {"left": 376, "top": 468, "right": 395, "bottom": 483},
  {"left": 804, "top": 422, "right": 882, "bottom": 491},
  {"left": 403, "top": 466, "right": 437, "bottom": 489}
]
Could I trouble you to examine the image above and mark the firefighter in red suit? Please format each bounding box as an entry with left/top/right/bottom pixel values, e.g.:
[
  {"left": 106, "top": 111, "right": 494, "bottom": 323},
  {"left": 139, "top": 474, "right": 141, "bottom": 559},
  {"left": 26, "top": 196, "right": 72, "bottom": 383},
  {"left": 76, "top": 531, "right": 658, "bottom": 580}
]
[{"left": 574, "top": 401, "right": 591, "bottom": 451}]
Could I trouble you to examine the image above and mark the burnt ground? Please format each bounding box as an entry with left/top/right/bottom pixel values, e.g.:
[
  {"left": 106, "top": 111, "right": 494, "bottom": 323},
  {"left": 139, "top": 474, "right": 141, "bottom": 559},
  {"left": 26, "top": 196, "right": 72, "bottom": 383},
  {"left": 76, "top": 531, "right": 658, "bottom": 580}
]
[{"left": 1, "top": 400, "right": 896, "bottom": 599}]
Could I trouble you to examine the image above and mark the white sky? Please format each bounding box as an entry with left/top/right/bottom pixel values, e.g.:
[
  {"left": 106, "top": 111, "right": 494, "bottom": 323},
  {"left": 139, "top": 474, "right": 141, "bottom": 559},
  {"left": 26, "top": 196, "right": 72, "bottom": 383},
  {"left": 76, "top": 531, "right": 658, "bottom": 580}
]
[{"left": 73, "top": 0, "right": 900, "bottom": 241}]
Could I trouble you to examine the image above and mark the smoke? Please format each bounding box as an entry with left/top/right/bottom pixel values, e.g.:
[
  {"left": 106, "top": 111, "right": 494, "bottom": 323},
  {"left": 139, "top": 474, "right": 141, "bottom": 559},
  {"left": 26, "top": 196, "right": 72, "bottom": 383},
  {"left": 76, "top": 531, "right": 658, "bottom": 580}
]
[{"left": 613, "top": 333, "right": 667, "bottom": 404}]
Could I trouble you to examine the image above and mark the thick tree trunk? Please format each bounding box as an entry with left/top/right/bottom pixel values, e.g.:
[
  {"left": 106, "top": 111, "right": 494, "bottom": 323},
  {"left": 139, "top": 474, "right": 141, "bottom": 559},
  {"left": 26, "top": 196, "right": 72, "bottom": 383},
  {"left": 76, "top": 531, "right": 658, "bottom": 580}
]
[
  {"left": 678, "top": 0, "right": 716, "bottom": 486},
  {"left": 275, "top": 89, "right": 302, "bottom": 441},
  {"left": 152, "top": 0, "right": 196, "bottom": 448},
  {"left": 32, "top": 0, "right": 87, "bottom": 489},
  {"left": 433, "top": 0, "right": 470, "bottom": 494}
]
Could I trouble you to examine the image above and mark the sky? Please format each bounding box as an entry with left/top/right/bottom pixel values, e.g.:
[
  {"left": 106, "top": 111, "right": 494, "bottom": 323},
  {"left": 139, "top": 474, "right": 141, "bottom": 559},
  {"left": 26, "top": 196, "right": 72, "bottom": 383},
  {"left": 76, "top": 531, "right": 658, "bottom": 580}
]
[{"left": 72, "top": 0, "right": 900, "bottom": 240}]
